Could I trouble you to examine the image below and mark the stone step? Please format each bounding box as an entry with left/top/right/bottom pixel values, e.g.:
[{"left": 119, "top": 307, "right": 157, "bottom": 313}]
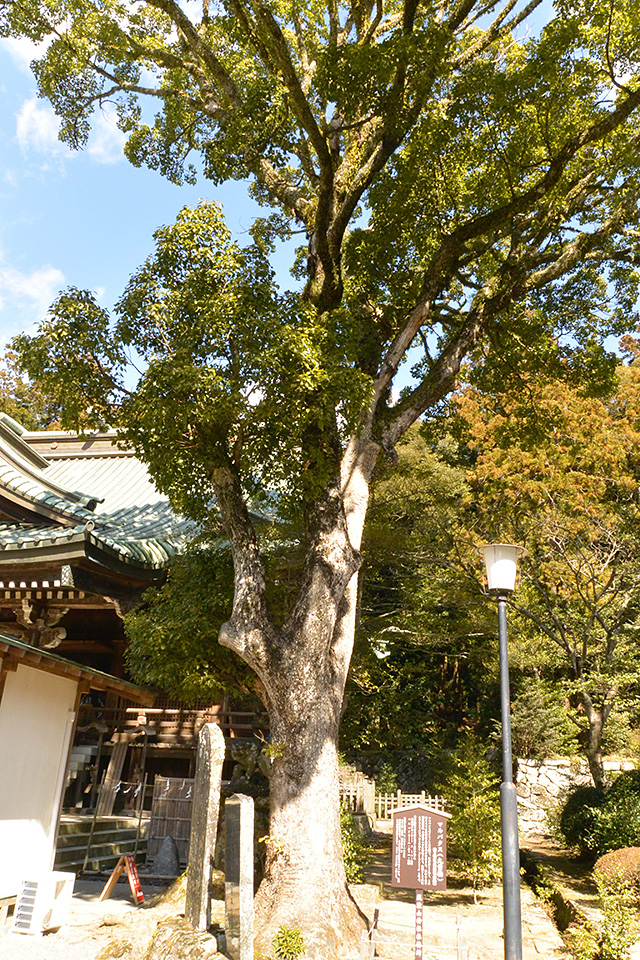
[
  {"left": 57, "top": 816, "right": 144, "bottom": 837},
  {"left": 54, "top": 837, "right": 148, "bottom": 869},
  {"left": 56, "top": 824, "right": 148, "bottom": 849},
  {"left": 54, "top": 817, "right": 150, "bottom": 873}
]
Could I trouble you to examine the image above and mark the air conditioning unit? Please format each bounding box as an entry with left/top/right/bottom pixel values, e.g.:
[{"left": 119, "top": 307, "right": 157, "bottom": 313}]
[{"left": 11, "top": 872, "right": 75, "bottom": 935}]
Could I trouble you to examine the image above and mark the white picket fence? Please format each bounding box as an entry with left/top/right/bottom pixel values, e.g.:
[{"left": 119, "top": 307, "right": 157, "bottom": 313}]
[
  {"left": 374, "top": 790, "right": 446, "bottom": 820},
  {"left": 338, "top": 777, "right": 446, "bottom": 821}
]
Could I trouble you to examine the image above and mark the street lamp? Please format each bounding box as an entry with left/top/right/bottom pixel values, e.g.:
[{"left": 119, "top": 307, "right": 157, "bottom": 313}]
[{"left": 479, "top": 543, "right": 526, "bottom": 960}]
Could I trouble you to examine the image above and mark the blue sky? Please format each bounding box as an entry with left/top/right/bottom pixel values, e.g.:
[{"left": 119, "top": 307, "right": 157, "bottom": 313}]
[{"left": 0, "top": 36, "right": 283, "bottom": 352}]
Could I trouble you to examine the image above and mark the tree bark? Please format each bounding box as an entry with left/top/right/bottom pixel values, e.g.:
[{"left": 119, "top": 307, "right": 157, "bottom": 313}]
[
  {"left": 253, "top": 669, "right": 365, "bottom": 957},
  {"left": 217, "top": 437, "right": 380, "bottom": 957},
  {"left": 578, "top": 692, "right": 611, "bottom": 789}
]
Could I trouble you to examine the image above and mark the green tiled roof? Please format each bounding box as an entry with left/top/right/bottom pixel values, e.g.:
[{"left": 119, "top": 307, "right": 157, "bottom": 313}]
[{"left": 0, "top": 425, "right": 194, "bottom": 575}]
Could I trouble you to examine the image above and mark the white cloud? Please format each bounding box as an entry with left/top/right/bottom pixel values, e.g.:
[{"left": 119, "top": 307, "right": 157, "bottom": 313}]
[
  {"left": 0, "top": 36, "right": 52, "bottom": 73},
  {"left": 87, "top": 106, "right": 126, "bottom": 164},
  {"left": 0, "top": 262, "right": 65, "bottom": 341},
  {"left": 16, "top": 98, "right": 66, "bottom": 155},
  {"left": 15, "top": 97, "right": 125, "bottom": 165}
]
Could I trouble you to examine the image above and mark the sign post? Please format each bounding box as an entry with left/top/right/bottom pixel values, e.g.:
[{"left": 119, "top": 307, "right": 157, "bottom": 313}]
[
  {"left": 391, "top": 805, "right": 452, "bottom": 960},
  {"left": 415, "top": 888, "right": 423, "bottom": 960}
]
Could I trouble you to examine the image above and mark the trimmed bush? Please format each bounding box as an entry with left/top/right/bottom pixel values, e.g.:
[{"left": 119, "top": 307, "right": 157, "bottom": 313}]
[{"left": 594, "top": 847, "right": 640, "bottom": 903}]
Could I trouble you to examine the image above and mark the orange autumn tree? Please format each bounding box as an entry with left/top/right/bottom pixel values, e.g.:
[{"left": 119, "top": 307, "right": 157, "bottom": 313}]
[{"left": 452, "top": 358, "right": 640, "bottom": 786}]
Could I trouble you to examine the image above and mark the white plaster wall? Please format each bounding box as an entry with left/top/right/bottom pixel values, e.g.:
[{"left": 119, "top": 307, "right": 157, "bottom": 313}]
[{"left": 0, "top": 665, "right": 77, "bottom": 898}]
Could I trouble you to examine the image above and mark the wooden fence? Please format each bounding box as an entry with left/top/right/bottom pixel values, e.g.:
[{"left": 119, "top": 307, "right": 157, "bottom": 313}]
[
  {"left": 374, "top": 790, "right": 446, "bottom": 820},
  {"left": 339, "top": 780, "right": 376, "bottom": 818},
  {"left": 146, "top": 776, "right": 195, "bottom": 867},
  {"left": 338, "top": 774, "right": 447, "bottom": 821}
]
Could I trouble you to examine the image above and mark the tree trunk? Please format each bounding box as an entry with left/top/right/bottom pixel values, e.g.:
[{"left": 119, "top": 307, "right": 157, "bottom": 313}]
[
  {"left": 215, "top": 440, "right": 380, "bottom": 957},
  {"left": 253, "top": 670, "right": 365, "bottom": 957},
  {"left": 586, "top": 722, "right": 605, "bottom": 789},
  {"left": 578, "top": 692, "right": 610, "bottom": 789}
]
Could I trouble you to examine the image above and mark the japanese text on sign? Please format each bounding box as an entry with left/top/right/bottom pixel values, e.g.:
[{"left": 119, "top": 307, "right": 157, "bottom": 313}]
[{"left": 391, "top": 806, "right": 450, "bottom": 891}]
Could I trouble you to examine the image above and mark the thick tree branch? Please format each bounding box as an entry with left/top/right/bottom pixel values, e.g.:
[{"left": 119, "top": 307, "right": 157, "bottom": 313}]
[
  {"left": 145, "top": 0, "right": 243, "bottom": 108},
  {"left": 211, "top": 463, "right": 275, "bottom": 673}
]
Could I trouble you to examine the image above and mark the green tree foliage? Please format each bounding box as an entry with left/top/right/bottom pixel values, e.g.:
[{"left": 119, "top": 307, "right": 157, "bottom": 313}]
[
  {"left": 507, "top": 680, "right": 579, "bottom": 760},
  {"left": 437, "top": 737, "right": 501, "bottom": 901},
  {"left": 124, "top": 540, "right": 246, "bottom": 702},
  {"left": 448, "top": 369, "right": 640, "bottom": 786},
  {"left": 344, "top": 427, "right": 499, "bottom": 759},
  {"left": 13, "top": 203, "right": 370, "bottom": 518},
  {"left": 0, "top": 350, "right": 62, "bottom": 430}
]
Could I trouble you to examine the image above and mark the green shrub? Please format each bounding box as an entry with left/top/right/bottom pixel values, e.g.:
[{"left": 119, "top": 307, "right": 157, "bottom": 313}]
[
  {"left": 589, "top": 795, "right": 640, "bottom": 857},
  {"left": 596, "top": 871, "right": 637, "bottom": 960},
  {"left": 438, "top": 737, "right": 501, "bottom": 899},
  {"left": 564, "top": 923, "right": 599, "bottom": 960},
  {"left": 560, "top": 778, "right": 640, "bottom": 858},
  {"left": 340, "top": 804, "right": 371, "bottom": 883},
  {"left": 558, "top": 786, "right": 606, "bottom": 854},
  {"left": 272, "top": 925, "right": 305, "bottom": 960},
  {"left": 607, "top": 769, "right": 640, "bottom": 799}
]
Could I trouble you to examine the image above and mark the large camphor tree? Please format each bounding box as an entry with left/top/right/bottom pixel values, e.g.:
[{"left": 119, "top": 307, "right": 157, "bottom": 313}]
[{"left": 4, "top": 0, "right": 640, "bottom": 951}]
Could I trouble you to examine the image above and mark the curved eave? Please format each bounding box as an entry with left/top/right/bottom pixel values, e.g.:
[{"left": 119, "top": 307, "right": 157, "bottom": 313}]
[
  {"left": 0, "top": 481, "right": 96, "bottom": 529},
  {"left": 0, "top": 530, "right": 174, "bottom": 584}
]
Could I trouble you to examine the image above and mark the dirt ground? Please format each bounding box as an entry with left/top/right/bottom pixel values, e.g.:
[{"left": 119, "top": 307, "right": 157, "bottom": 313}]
[
  {"left": 351, "top": 834, "right": 568, "bottom": 960},
  {"left": 0, "top": 875, "right": 221, "bottom": 960},
  {"left": 0, "top": 839, "right": 571, "bottom": 960}
]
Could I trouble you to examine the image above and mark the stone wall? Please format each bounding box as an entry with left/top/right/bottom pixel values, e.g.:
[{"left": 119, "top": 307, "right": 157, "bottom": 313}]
[{"left": 516, "top": 758, "right": 636, "bottom": 837}]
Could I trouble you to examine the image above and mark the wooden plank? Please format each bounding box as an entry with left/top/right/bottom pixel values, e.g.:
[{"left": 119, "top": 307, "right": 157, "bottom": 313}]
[
  {"left": 100, "top": 857, "right": 126, "bottom": 901},
  {"left": 96, "top": 736, "right": 129, "bottom": 817}
]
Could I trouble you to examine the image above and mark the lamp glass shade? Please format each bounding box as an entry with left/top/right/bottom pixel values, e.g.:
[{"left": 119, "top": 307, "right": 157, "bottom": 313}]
[{"left": 479, "top": 543, "right": 526, "bottom": 593}]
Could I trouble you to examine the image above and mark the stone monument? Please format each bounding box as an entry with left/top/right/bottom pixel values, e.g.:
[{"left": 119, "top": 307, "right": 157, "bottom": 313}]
[
  {"left": 225, "top": 793, "right": 254, "bottom": 960},
  {"left": 185, "top": 722, "right": 226, "bottom": 931}
]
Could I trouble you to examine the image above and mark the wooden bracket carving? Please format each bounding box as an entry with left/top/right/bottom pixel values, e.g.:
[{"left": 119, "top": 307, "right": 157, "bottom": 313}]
[{"left": 13, "top": 599, "right": 70, "bottom": 649}]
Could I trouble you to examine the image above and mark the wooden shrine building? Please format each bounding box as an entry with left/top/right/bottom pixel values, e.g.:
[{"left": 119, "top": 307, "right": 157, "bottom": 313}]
[{"left": 0, "top": 414, "right": 264, "bottom": 820}]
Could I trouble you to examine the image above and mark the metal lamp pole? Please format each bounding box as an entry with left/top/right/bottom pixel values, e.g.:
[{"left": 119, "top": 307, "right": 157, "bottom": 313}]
[
  {"left": 497, "top": 592, "right": 522, "bottom": 960},
  {"left": 479, "top": 543, "right": 526, "bottom": 960}
]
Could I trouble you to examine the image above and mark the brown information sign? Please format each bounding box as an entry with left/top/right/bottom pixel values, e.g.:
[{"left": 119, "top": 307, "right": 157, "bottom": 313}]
[{"left": 391, "top": 805, "right": 451, "bottom": 891}]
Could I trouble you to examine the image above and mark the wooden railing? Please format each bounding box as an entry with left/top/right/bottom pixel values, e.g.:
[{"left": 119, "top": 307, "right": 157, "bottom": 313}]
[
  {"left": 77, "top": 704, "right": 268, "bottom": 745},
  {"left": 374, "top": 790, "right": 446, "bottom": 820}
]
